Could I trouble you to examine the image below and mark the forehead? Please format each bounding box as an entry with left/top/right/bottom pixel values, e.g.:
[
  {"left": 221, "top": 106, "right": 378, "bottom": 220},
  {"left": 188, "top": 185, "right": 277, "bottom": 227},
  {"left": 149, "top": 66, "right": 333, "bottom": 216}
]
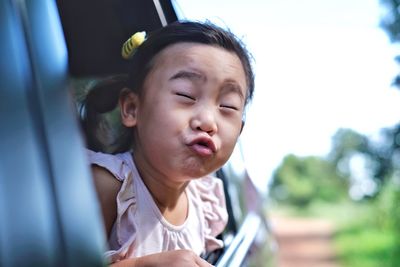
[{"left": 150, "top": 42, "right": 247, "bottom": 90}]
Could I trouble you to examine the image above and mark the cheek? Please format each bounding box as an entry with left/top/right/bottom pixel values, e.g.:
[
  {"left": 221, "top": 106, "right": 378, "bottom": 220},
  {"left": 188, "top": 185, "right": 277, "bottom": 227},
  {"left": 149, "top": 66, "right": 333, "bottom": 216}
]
[
  {"left": 136, "top": 103, "right": 183, "bottom": 148},
  {"left": 219, "top": 120, "right": 242, "bottom": 151}
]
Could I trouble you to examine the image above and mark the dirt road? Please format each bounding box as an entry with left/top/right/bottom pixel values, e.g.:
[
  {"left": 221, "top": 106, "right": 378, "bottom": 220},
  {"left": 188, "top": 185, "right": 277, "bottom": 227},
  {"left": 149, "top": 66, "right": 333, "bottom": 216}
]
[{"left": 270, "top": 215, "right": 340, "bottom": 267}]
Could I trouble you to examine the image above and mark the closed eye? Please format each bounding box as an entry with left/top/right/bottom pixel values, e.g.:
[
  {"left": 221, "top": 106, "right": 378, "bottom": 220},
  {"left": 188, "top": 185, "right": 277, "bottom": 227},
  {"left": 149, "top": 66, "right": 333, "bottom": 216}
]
[
  {"left": 176, "top": 92, "right": 196, "bottom": 101},
  {"left": 220, "top": 104, "right": 239, "bottom": 111}
]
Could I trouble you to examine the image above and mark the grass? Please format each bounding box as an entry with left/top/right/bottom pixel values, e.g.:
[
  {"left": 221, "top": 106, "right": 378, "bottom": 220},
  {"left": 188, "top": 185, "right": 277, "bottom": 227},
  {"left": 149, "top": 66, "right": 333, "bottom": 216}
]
[
  {"left": 331, "top": 200, "right": 400, "bottom": 267},
  {"left": 269, "top": 200, "right": 400, "bottom": 267},
  {"left": 334, "top": 224, "right": 396, "bottom": 267}
]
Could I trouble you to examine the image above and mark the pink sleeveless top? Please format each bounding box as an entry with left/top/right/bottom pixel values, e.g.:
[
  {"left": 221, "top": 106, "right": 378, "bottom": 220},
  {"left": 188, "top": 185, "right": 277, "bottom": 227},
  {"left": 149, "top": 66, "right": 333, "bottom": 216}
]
[{"left": 87, "top": 150, "right": 228, "bottom": 263}]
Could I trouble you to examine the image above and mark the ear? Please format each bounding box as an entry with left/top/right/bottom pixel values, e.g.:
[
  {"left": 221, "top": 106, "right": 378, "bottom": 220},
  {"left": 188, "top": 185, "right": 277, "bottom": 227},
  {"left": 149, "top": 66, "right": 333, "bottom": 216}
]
[{"left": 120, "top": 89, "right": 139, "bottom": 127}]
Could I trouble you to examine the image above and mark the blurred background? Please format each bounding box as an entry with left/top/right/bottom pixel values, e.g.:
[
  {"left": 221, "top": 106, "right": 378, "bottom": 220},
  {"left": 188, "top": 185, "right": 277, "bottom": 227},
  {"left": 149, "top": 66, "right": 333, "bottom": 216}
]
[{"left": 175, "top": 0, "right": 400, "bottom": 266}]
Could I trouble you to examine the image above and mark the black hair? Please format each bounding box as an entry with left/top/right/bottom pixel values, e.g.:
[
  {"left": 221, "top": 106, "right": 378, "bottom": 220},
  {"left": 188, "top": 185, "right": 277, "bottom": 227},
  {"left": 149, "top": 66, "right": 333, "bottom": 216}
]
[{"left": 81, "top": 21, "right": 255, "bottom": 153}]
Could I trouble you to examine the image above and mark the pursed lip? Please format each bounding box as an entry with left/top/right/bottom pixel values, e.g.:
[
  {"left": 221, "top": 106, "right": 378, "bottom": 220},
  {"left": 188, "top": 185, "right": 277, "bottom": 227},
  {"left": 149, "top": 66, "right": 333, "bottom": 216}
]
[{"left": 187, "top": 136, "right": 217, "bottom": 156}]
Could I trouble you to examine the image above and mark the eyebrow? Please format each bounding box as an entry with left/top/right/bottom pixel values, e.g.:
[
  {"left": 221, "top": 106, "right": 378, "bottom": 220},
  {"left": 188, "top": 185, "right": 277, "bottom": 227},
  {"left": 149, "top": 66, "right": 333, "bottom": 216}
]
[
  {"left": 221, "top": 82, "right": 246, "bottom": 101},
  {"left": 169, "top": 70, "right": 205, "bottom": 82},
  {"left": 170, "top": 70, "right": 246, "bottom": 100}
]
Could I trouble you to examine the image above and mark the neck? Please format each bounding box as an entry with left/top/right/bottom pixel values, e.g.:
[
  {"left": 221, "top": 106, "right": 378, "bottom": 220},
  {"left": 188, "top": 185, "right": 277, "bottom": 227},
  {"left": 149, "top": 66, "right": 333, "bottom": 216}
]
[
  {"left": 147, "top": 178, "right": 188, "bottom": 210},
  {"left": 132, "top": 153, "right": 189, "bottom": 220}
]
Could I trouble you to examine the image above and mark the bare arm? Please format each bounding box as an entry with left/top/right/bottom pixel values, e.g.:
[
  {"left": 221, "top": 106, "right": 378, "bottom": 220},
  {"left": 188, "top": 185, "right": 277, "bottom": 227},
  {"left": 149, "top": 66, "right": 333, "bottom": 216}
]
[{"left": 91, "top": 165, "right": 121, "bottom": 237}]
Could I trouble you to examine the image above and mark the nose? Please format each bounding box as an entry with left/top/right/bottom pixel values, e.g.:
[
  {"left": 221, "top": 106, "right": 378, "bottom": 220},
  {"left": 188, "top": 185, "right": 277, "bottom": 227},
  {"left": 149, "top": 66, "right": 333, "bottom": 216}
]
[{"left": 190, "top": 107, "right": 218, "bottom": 135}]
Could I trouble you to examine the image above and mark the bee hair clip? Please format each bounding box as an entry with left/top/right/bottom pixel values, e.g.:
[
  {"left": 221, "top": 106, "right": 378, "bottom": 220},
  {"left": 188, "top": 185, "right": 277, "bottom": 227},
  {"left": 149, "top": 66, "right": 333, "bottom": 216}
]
[{"left": 121, "top": 31, "right": 146, "bottom": 59}]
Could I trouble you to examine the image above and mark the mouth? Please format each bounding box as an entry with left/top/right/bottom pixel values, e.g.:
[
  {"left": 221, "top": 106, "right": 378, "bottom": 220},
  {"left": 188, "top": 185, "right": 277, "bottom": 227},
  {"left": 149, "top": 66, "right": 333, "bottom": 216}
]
[{"left": 188, "top": 137, "right": 217, "bottom": 157}]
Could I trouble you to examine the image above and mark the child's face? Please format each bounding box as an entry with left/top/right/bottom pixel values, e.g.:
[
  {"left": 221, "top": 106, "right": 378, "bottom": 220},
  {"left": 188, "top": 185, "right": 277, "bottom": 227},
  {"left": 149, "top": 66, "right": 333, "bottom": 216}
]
[{"left": 125, "top": 43, "right": 247, "bottom": 181}]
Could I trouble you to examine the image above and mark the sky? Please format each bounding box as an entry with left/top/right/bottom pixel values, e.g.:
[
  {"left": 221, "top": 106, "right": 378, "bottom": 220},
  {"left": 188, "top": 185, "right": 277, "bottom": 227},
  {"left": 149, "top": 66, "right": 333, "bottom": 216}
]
[{"left": 173, "top": 0, "right": 400, "bottom": 191}]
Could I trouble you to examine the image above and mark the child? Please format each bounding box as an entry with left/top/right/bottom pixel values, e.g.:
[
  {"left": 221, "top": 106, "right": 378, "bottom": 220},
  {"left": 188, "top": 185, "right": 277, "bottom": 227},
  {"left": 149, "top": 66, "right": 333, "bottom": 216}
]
[{"left": 81, "top": 21, "right": 255, "bottom": 266}]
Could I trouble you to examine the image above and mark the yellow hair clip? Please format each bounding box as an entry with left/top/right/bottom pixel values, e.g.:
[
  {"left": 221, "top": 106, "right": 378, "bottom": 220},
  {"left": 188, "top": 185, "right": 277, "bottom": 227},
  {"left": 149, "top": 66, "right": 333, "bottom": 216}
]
[{"left": 121, "top": 31, "right": 146, "bottom": 59}]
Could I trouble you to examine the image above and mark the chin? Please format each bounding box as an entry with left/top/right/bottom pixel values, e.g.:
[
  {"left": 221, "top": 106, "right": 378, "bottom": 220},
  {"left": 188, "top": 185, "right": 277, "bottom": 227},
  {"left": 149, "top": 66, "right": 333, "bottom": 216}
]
[
  {"left": 177, "top": 155, "right": 227, "bottom": 178},
  {"left": 182, "top": 169, "right": 208, "bottom": 179},
  {"left": 178, "top": 164, "right": 214, "bottom": 179}
]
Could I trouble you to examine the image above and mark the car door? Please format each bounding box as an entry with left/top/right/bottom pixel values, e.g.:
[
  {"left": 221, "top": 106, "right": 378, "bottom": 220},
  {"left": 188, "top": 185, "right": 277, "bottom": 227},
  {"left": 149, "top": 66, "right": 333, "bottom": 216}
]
[{"left": 0, "top": 1, "right": 106, "bottom": 266}]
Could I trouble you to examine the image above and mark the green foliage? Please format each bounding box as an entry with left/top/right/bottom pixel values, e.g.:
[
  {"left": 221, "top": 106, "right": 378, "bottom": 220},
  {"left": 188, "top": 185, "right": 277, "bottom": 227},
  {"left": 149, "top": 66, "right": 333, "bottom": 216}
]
[
  {"left": 328, "top": 128, "right": 369, "bottom": 169},
  {"left": 380, "top": 0, "right": 400, "bottom": 43},
  {"left": 335, "top": 224, "right": 396, "bottom": 267},
  {"left": 371, "top": 124, "right": 400, "bottom": 183},
  {"left": 332, "top": 185, "right": 400, "bottom": 267},
  {"left": 271, "top": 154, "right": 348, "bottom": 207},
  {"left": 375, "top": 179, "right": 399, "bottom": 228},
  {"left": 327, "top": 127, "right": 400, "bottom": 198},
  {"left": 375, "top": 178, "right": 400, "bottom": 261},
  {"left": 271, "top": 192, "right": 400, "bottom": 267},
  {"left": 380, "top": 0, "right": 400, "bottom": 87}
]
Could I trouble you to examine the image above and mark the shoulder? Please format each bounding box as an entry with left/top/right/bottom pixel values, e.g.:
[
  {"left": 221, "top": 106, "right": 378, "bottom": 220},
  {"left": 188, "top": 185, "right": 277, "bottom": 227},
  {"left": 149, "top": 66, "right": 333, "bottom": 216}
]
[
  {"left": 190, "top": 175, "right": 228, "bottom": 251},
  {"left": 91, "top": 164, "right": 121, "bottom": 199},
  {"left": 87, "top": 149, "right": 131, "bottom": 215},
  {"left": 86, "top": 149, "right": 133, "bottom": 236},
  {"left": 191, "top": 175, "right": 225, "bottom": 202},
  {"left": 191, "top": 175, "right": 228, "bottom": 230},
  {"left": 86, "top": 149, "right": 132, "bottom": 182}
]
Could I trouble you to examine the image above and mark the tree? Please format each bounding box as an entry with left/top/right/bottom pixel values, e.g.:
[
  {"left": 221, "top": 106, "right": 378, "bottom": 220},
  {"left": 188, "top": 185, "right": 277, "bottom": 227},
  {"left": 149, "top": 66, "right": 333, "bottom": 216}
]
[
  {"left": 379, "top": 0, "right": 400, "bottom": 187},
  {"left": 379, "top": 0, "right": 400, "bottom": 185},
  {"left": 380, "top": 0, "right": 400, "bottom": 88},
  {"left": 328, "top": 128, "right": 369, "bottom": 169},
  {"left": 271, "top": 154, "right": 348, "bottom": 207},
  {"left": 327, "top": 127, "right": 400, "bottom": 198}
]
